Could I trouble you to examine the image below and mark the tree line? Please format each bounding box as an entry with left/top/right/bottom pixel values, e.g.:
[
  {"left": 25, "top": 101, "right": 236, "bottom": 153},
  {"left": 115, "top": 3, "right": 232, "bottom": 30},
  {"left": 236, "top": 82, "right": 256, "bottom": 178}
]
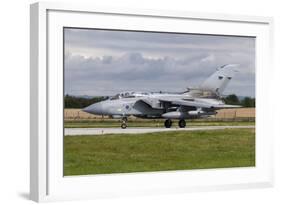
[
  {"left": 64, "top": 94, "right": 255, "bottom": 108},
  {"left": 64, "top": 95, "right": 109, "bottom": 108},
  {"left": 222, "top": 94, "right": 255, "bottom": 107}
]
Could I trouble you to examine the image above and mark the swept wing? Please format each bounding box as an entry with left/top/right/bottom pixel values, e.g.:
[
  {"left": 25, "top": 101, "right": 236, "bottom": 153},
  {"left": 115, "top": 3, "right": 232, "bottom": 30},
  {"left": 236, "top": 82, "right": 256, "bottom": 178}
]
[{"left": 158, "top": 98, "right": 241, "bottom": 109}]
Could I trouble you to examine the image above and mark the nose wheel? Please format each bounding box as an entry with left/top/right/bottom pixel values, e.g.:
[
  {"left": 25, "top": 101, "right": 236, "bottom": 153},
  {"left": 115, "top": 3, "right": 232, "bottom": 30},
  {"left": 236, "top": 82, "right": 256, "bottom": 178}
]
[
  {"left": 121, "top": 122, "right": 127, "bottom": 129},
  {"left": 121, "top": 117, "right": 128, "bottom": 129},
  {"left": 164, "top": 119, "right": 172, "bottom": 128}
]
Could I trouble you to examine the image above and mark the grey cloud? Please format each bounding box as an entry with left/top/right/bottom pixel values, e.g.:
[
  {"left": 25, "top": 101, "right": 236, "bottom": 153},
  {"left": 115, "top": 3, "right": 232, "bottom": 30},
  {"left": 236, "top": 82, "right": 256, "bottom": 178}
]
[
  {"left": 65, "top": 52, "right": 254, "bottom": 96},
  {"left": 65, "top": 28, "right": 255, "bottom": 58},
  {"left": 64, "top": 28, "right": 255, "bottom": 97}
]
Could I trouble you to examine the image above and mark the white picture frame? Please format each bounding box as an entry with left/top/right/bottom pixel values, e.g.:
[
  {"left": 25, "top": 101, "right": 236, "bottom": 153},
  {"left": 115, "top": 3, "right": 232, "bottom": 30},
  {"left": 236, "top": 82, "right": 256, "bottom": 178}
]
[{"left": 30, "top": 2, "right": 274, "bottom": 202}]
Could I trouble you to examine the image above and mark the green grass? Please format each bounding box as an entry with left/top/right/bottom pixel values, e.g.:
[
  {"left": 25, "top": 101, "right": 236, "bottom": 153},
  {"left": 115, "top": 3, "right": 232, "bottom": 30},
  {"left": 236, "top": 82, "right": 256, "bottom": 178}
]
[
  {"left": 64, "top": 128, "right": 255, "bottom": 176},
  {"left": 64, "top": 119, "right": 255, "bottom": 128}
]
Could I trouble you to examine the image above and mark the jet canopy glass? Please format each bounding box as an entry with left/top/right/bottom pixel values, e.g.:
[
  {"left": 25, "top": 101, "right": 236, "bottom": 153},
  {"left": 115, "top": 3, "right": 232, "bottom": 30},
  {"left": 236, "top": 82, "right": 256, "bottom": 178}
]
[{"left": 110, "top": 91, "right": 150, "bottom": 100}]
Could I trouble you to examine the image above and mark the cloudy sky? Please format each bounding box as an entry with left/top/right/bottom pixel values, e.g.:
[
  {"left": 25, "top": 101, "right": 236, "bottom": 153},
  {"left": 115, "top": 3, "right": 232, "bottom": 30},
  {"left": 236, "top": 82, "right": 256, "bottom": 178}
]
[{"left": 64, "top": 28, "right": 255, "bottom": 97}]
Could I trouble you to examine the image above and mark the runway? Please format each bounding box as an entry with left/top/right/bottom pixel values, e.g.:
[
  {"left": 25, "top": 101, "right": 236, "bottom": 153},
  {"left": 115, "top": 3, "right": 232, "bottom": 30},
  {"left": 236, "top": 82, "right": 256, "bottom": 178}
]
[{"left": 65, "top": 125, "right": 255, "bottom": 136}]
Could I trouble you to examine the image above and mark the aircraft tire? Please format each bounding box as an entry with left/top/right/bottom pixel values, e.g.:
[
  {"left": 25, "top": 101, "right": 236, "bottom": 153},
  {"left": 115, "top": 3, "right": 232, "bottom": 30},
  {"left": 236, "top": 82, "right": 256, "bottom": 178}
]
[
  {"left": 121, "top": 122, "right": 127, "bottom": 129},
  {"left": 164, "top": 119, "right": 172, "bottom": 128},
  {"left": 178, "top": 119, "right": 186, "bottom": 128}
]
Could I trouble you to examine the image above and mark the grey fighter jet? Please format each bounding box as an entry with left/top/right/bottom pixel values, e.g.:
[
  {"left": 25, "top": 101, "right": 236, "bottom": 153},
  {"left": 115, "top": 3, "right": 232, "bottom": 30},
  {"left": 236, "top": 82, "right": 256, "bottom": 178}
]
[{"left": 83, "top": 64, "right": 241, "bottom": 128}]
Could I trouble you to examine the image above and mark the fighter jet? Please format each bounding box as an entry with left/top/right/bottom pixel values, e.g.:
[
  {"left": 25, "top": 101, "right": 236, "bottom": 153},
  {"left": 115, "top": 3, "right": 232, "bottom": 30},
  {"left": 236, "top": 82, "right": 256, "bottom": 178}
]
[{"left": 83, "top": 64, "right": 241, "bottom": 128}]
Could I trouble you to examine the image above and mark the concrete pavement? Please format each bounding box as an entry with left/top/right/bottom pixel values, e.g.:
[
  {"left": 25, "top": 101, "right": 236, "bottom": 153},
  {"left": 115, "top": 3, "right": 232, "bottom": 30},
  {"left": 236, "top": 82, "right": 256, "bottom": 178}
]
[{"left": 65, "top": 125, "right": 255, "bottom": 136}]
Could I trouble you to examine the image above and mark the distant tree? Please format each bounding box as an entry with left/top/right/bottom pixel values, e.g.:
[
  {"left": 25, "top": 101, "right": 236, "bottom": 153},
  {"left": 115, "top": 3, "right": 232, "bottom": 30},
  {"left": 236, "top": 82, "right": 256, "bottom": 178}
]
[
  {"left": 223, "top": 94, "right": 240, "bottom": 105},
  {"left": 222, "top": 94, "right": 255, "bottom": 107},
  {"left": 64, "top": 95, "right": 108, "bottom": 108},
  {"left": 241, "top": 97, "right": 255, "bottom": 107}
]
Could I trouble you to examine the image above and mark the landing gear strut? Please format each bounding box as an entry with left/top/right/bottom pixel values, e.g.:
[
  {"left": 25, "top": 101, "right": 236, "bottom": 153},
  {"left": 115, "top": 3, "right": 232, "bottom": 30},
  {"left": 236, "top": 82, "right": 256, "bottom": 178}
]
[
  {"left": 121, "top": 117, "right": 128, "bottom": 129},
  {"left": 164, "top": 119, "right": 172, "bottom": 128},
  {"left": 178, "top": 119, "right": 186, "bottom": 128}
]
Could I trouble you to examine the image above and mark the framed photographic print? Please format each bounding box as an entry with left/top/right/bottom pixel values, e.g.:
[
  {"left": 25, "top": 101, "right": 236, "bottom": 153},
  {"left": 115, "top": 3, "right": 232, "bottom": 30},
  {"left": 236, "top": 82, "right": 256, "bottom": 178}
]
[{"left": 30, "top": 2, "right": 274, "bottom": 202}]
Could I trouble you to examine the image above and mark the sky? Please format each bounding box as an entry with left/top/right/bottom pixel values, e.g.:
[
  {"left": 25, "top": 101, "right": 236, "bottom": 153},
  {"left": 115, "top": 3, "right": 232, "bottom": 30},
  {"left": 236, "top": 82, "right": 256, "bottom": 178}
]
[{"left": 64, "top": 28, "right": 255, "bottom": 97}]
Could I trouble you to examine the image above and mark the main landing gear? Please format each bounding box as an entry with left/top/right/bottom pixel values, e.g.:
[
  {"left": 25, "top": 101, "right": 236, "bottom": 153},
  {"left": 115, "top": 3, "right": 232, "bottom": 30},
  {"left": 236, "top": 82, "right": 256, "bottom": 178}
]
[
  {"left": 178, "top": 119, "right": 186, "bottom": 128},
  {"left": 121, "top": 117, "right": 128, "bottom": 129},
  {"left": 164, "top": 119, "right": 172, "bottom": 128},
  {"left": 164, "top": 119, "right": 186, "bottom": 128}
]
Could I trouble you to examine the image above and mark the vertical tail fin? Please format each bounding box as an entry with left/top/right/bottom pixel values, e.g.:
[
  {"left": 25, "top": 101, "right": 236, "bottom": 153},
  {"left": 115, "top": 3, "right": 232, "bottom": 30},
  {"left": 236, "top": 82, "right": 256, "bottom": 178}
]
[{"left": 200, "top": 64, "right": 239, "bottom": 95}]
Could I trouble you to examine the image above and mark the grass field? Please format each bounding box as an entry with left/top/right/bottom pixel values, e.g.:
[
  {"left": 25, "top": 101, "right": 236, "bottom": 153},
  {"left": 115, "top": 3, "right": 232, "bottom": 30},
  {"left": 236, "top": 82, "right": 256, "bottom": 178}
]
[{"left": 64, "top": 128, "right": 255, "bottom": 176}]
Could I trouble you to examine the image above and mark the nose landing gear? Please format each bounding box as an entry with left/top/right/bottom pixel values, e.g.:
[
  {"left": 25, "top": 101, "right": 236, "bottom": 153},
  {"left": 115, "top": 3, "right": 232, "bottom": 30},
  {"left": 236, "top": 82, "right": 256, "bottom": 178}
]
[{"left": 121, "top": 117, "right": 128, "bottom": 129}]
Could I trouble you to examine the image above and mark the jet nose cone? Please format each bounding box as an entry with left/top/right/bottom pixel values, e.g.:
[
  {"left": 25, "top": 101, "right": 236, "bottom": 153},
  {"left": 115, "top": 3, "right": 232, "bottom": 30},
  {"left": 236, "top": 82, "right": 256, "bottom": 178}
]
[{"left": 82, "top": 102, "right": 103, "bottom": 115}]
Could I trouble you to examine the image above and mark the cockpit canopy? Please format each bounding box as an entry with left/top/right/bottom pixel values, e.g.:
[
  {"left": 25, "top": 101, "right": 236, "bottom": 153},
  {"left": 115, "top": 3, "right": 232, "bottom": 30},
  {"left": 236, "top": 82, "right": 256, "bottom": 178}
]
[{"left": 110, "top": 91, "right": 150, "bottom": 100}]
